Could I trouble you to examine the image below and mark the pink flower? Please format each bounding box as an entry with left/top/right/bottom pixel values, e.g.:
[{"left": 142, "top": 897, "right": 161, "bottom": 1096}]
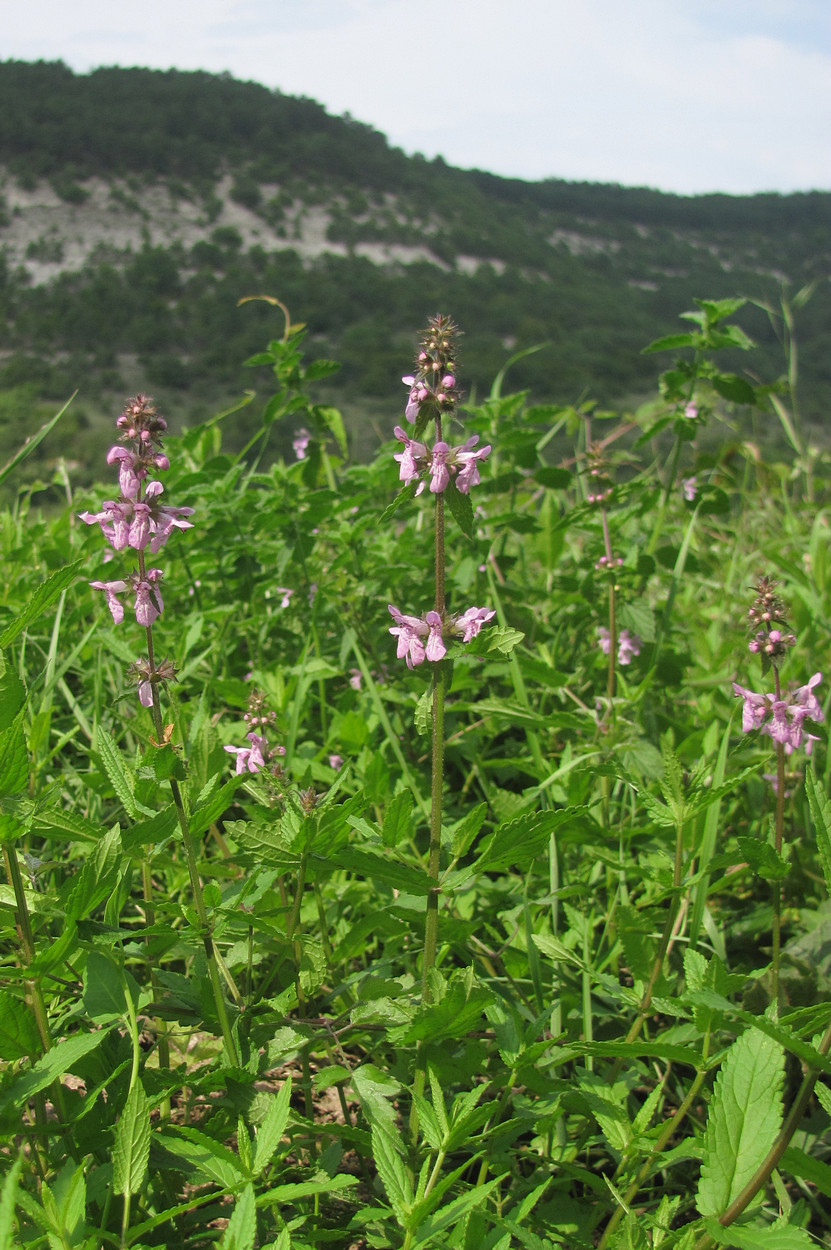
[
  {"left": 425, "top": 611, "right": 446, "bottom": 661},
  {"left": 733, "top": 673, "right": 823, "bottom": 751},
  {"left": 348, "top": 668, "right": 362, "bottom": 691},
  {"left": 329, "top": 754, "right": 344, "bottom": 770},
  {"left": 452, "top": 606, "right": 495, "bottom": 642},
  {"left": 393, "top": 426, "right": 428, "bottom": 487},
  {"left": 293, "top": 428, "right": 311, "bottom": 460},
  {"left": 682, "top": 477, "right": 698, "bottom": 502},
  {"left": 429, "top": 442, "right": 452, "bottom": 494},
  {"left": 597, "top": 627, "right": 642, "bottom": 665},
  {"left": 89, "top": 578, "right": 129, "bottom": 624},
  {"left": 275, "top": 587, "right": 294, "bottom": 608},
  {"left": 684, "top": 402, "right": 699, "bottom": 420},
  {"left": 89, "top": 569, "right": 165, "bottom": 626},
  {"left": 388, "top": 604, "right": 428, "bottom": 668},
  {"left": 455, "top": 436, "right": 491, "bottom": 494},
  {"left": 224, "top": 732, "right": 269, "bottom": 774}
]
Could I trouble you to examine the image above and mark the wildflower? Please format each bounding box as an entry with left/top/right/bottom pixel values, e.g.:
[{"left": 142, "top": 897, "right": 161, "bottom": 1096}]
[
  {"left": 389, "top": 603, "right": 494, "bottom": 666},
  {"left": 128, "top": 657, "right": 176, "bottom": 709},
  {"left": 682, "top": 476, "right": 698, "bottom": 502},
  {"left": 90, "top": 569, "right": 165, "bottom": 626},
  {"left": 393, "top": 428, "right": 491, "bottom": 496},
  {"left": 80, "top": 483, "right": 193, "bottom": 553},
  {"left": 598, "top": 627, "right": 642, "bottom": 665},
  {"left": 329, "top": 753, "right": 344, "bottom": 770},
  {"left": 348, "top": 668, "right": 362, "bottom": 691},
  {"left": 388, "top": 604, "right": 428, "bottom": 668},
  {"left": 733, "top": 673, "right": 824, "bottom": 751},
  {"left": 293, "top": 428, "right": 311, "bottom": 460},
  {"left": 684, "top": 402, "right": 699, "bottom": 420},
  {"left": 275, "top": 587, "right": 294, "bottom": 608},
  {"left": 224, "top": 732, "right": 269, "bottom": 775},
  {"left": 452, "top": 606, "right": 496, "bottom": 642}
]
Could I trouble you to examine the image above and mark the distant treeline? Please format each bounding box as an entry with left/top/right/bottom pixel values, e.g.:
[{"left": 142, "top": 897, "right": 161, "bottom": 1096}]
[{"left": 1, "top": 59, "right": 828, "bottom": 237}]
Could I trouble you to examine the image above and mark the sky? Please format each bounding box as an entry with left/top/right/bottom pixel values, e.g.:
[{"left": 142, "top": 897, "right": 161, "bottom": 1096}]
[{"left": 4, "top": 0, "right": 830, "bottom": 197}]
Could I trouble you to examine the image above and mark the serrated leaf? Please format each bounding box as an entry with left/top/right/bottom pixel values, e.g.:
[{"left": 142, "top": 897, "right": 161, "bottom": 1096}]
[
  {"left": 642, "top": 332, "right": 700, "bottom": 354},
  {"left": 0, "top": 559, "right": 84, "bottom": 647},
  {"left": 252, "top": 1078, "right": 292, "bottom": 1176},
  {"left": 736, "top": 836, "right": 789, "bottom": 881},
  {"left": 189, "top": 775, "right": 245, "bottom": 836},
  {"left": 0, "top": 1027, "right": 113, "bottom": 1115},
  {"left": 382, "top": 789, "right": 414, "bottom": 847},
  {"left": 95, "top": 726, "right": 140, "bottom": 820},
  {"left": 805, "top": 767, "right": 831, "bottom": 897},
  {"left": 703, "top": 1218, "right": 812, "bottom": 1248},
  {"left": 782, "top": 1145, "right": 831, "bottom": 1198},
  {"left": 475, "top": 808, "right": 583, "bottom": 873},
  {"left": 485, "top": 626, "right": 525, "bottom": 656},
  {"left": 414, "top": 688, "right": 432, "bottom": 737},
  {"left": 156, "top": 1127, "right": 247, "bottom": 1187},
  {"left": 327, "top": 846, "right": 433, "bottom": 895},
  {"left": 113, "top": 1083, "right": 151, "bottom": 1196},
  {"left": 0, "top": 712, "right": 28, "bottom": 798},
  {"left": 380, "top": 481, "right": 418, "bottom": 523},
  {"left": 712, "top": 373, "right": 757, "bottom": 404},
  {"left": 697, "top": 1027, "right": 784, "bottom": 1216},
  {"left": 0, "top": 991, "right": 41, "bottom": 1060},
  {"left": 218, "top": 1182, "right": 256, "bottom": 1250},
  {"left": 0, "top": 669, "right": 25, "bottom": 732}
]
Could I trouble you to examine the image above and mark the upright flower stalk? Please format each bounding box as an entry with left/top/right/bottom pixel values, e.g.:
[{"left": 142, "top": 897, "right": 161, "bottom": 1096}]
[
  {"left": 390, "top": 318, "right": 494, "bottom": 1130},
  {"left": 81, "top": 395, "right": 240, "bottom": 1065},
  {"left": 732, "top": 576, "right": 823, "bottom": 1009}
]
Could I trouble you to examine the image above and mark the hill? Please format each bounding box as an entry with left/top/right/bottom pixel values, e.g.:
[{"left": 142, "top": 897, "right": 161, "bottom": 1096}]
[{"left": 0, "top": 59, "right": 828, "bottom": 468}]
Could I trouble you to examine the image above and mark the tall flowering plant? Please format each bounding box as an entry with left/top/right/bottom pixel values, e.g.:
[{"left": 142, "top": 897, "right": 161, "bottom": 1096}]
[
  {"left": 387, "top": 317, "right": 495, "bottom": 1140},
  {"left": 80, "top": 395, "right": 239, "bottom": 1064},
  {"left": 733, "top": 575, "right": 823, "bottom": 1007}
]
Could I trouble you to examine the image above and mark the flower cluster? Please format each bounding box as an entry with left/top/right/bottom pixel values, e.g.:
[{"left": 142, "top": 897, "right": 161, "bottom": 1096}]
[
  {"left": 394, "top": 427, "right": 491, "bottom": 495},
  {"left": 598, "top": 627, "right": 642, "bottom": 666},
  {"left": 401, "top": 315, "right": 460, "bottom": 425},
  {"left": 733, "top": 674, "right": 823, "bottom": 754},
  {"left": 225, "top": 689, "right": 287, "bottom": 774},
  {"left": 388, "top": 604, "right": 495, "bottom": 668},
  {"left": 81, "top": 395, "right": 193, "bottom": 710}
]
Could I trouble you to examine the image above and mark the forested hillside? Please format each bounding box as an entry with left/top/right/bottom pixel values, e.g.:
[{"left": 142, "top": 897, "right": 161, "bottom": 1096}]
[{"left": 0, "top": 59, "right": 828, "bottom": 470}]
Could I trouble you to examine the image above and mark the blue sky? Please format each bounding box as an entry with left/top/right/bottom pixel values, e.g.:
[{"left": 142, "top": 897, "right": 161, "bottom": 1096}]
[{"left": 5, "top": 0, "right": 830, "bottom": 195}]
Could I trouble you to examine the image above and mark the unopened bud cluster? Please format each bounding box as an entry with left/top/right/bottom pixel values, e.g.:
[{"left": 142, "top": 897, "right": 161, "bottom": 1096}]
[
  {"left": 746, "top": 577, "right": 795, "bottom": 667},
  {"left": 225, "top": 690, "right": 287, "bottom": 776}
]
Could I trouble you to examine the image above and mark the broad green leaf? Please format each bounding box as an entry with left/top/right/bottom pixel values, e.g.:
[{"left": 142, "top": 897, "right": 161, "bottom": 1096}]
[
  {"left": 0, "top": 668, "right": 25, "bottom": 731},
  {"left": 218, "top": 1182, "right": 256, "bottom": 1250},
  {"left": 445, "top": 480, "right": 474, "bottom": 538},
  {"left": 697, "top": 1026, "right": 784, "bottom": 1216},
  {"left": 474, "top": 808, "right": 584, "bottom": 873},
  {"left": 113, "top": 1083, "right": 151, "bottom": 1196},
  {"left": 0, "top": 712, "right": 28, "bottom": 798},
  {"left": 65, "top": 825, "right": 124, "bottom": 922},
  {"left": 252, "top": 1078, "right": 292, "bottom": 1176},
  {"left": 83, "top": 951, "right": 129, "bottom": 1022},
  {"left": 0, "top": 814, "right": 24, "bottom": 846},
  {"left": 736, "top": 836, "right": 789, "bottom": 882},
  {"left": 805, "top": 767, "right": 831, "bottom": 897},
  {"left": 414, "top": 688, "right": 432, "bottom": 738},
  {"left": 0, "top": 1027, "right": 113, "bottom": 1114},
  {"left": 156, "top": 1127, "right": 247, "bottom": 1188},
  {"left": 782, "top": 1146, "right": 831, "bottom": 1199},
  {"left": 0, "top": 990, "right": 42, "bottom": 1059},
  {"left": 703, "top": 1218, "right": 813, "bottom": 1248},
  {"left": 642, "top": 332, "right": 700, "bottom": 354},
  {"left": 381, "top": 789, "right": 414, "bottom": 848},
  {"left": 411, "top": 1175, "right": 503, "bottom": 1245},
  {"left": 327, "top": 846, "right": 433, "bottom": 895},
  {"left": 389, "top": 975, "right": 492, "bottom": 1045},
  {"left": 189, "top": 774, "right": 246, "bottom": 836},
  {"left": 0, "top": 559, "right": 84, "bottom": 647}
]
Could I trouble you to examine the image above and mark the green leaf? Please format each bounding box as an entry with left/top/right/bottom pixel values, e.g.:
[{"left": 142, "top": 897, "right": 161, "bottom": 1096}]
[
  {"left": 0, "top": 559, "right": 84, "bottom": 647},
  {"left": 0, "top": 1150, "right": 23, "bottom": 1250},
  {"left": 0, "top": 991, "right": 41, "bottom": 1060},
  {"left": 474, "top": 808, "right": 583, "bottom": 873},
  {"left": 83, "top": 951, "right": 129, "bottom": 1022},
  {"left": 382, "top": 789, "right": 414, "bottom": 848},
  {"left": 711, "top": 373, "right": 757, "bottom": 404},
  {"left": 218, "top": 1182, "right": 256, "bottom": 1250},
  {"left": 95, "top": 726, "right": 141, "bottom": 820},
  {"left": 697, "top": 1026, "right": 784, "bottom": 1216},
  {"left": 414, "top": 688, "right": 432, "bottom": 738},
  {"left": 445, "top": 480, "right": 474, "bottom": 538},
  {"left": 736, "top": 836, "right": 789, "bottom": 882},
  {"left": 484, "top": 626, "right": 525, "bottom": 656},
  {"left": 113, "top": 1082, "right": 151, "bottom": 1196},
  {"left": 703, "top": 1218, "right": 813, "bottom": 1248},
  {"left": 353, "top": 1066, "right": 411, "bottom": 1223},
  {"left": 642, "top": 332, "right": 700, "bottom": 354},
  {"left": 782, "top": 1145, "right": 831, "bottom": 1199},
  {"left": 327, "top": 846, "right": 433, "bottom": 895},
  {"left": 156, "top": 1127, "right": 247, "bottom": 1187},
  {"left": 0, "top": 712, "right": 28, "bottom": 798},
  {"left": 0, "top": 1027, "right": 114, "bottom": 1116},
  {"left": 805, "top": 767, "right": 831, "bottom": 897},
  {"left": 252, "top": 1078, "right": 292, "bottom": 1176},
  {"left": 189, "top": 775, "right": 245, "bottom": 836},
  {"left": 0, "top": 669, "right": 25, "bottom": 732},
  {"left": 0, "top": 394, "right": 75, "bottom": 490}
]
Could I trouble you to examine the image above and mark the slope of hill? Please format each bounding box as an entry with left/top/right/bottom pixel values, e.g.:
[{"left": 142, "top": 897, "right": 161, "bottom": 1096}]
[{"left": 0, "top": 59, "right": 828, "bottom": 463}]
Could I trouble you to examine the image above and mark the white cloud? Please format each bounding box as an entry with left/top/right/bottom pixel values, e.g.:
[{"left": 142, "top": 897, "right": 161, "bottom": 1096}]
[{"left": 3, "top": 0, "right": 829, "bottom": 194}]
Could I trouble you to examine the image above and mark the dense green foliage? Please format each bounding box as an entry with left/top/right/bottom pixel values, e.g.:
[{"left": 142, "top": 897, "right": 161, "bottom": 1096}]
[
  {"left": 0, "top": 59, "right": 828, "bottom": 465},
  {"left": 2, "top": 297, "right": 831, "bottom": 1247}
]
